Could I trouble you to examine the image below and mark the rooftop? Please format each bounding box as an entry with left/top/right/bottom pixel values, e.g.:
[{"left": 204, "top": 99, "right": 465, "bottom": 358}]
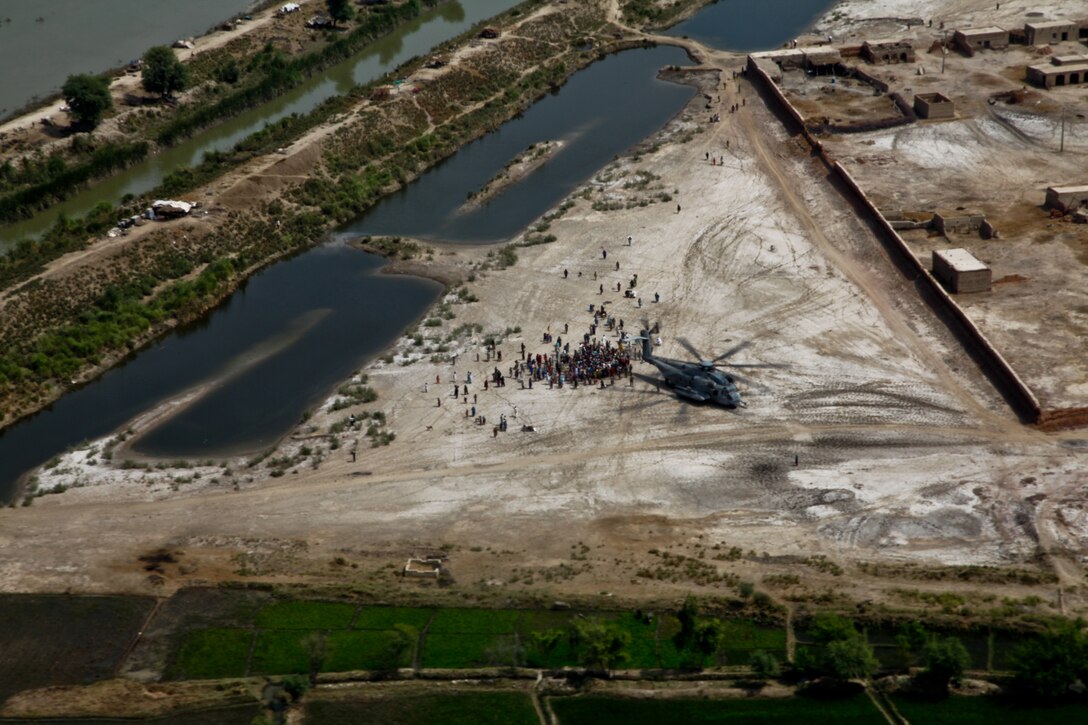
[
  {"left": 956, "top": 26, "right": 1007, "bottom": 36},
  {"left": 1027, "top": 62, "right": 1088, "bottom": 76},
  {"left": 1048, "top": 185, "right": 1088, "bottom": 194},
  {"left": 863, "top": 38, "right": 913, "bottom": 47},
  {"left": 935, "top": 248, "right": 989, "bottom": 273},
  {"left": 1025, "top": 19, "right": 1078, "bottom": 30}
]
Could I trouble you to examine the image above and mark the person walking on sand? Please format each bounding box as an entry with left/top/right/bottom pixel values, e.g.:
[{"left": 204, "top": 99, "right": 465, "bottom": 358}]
[
  {"left": 627, "top": 235, "right": 632, "bottom": 246},
  {"left": 424, "top": 381, "right": 429, "bottom": 393},
  {"left": 677, "top": 204, "right": 681, "bottom": 213},
  {"left": 600, "top": 283, "right": 604, "bottom": 294},
  {"left": 602, "top": 248, "right": 607, "bottom": 259},
  {"left": 564, "top": 269, "right": 568, "bottom": 278}
]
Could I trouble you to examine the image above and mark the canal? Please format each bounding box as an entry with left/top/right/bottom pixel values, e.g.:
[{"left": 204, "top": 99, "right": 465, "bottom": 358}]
[{"left": 0, "top": 0, "right": 523, "bottom": 247}]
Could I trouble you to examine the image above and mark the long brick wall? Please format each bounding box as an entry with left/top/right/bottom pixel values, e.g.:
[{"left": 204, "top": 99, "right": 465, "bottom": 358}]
[{"left": 746, "top": 55, "right": 1044, "bottom": 424}]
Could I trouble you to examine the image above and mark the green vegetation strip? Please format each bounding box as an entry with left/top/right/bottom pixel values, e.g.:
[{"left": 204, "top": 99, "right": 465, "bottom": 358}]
[
  {"left": 0, "top": 141, "right": 149, "bottom": 223},
  {"left": 890, "top": 695, "right": 1088, "bottom": 724},
  {"left": 549, "top": 695, "right": 885, "bottom": 724},
  {"left": 157, "top": 0, "right": 444, "bottom": 146},
  {"left": 0, "top": 0, "right": 594, "bottom": 428},
  {"left": 306, "top": 692, "right": 539, "bottom": 725}
]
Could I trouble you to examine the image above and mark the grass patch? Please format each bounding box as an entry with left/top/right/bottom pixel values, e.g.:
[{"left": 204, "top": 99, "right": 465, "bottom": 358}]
[
  {"left": 549, "top": 694, "right": 885, "bottom": 724},
  {"left": 255, "top": 600, "right": 356, "bottom": 630},
  {"left": 168, "top": 628, "right": 253, "bottom": 680},
  {"left": 890, "top": 695, "right": 1088, "bottom": 724},
  {"left": 306, "top": 692, "right": 538, "bottom": 725}
]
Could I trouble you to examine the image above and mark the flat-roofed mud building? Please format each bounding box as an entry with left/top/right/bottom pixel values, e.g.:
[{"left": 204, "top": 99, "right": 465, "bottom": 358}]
[
  {"left": 1026, "top": 61, "right": 1088, "bottom": 88},
  {"left": 861, "top": 38, "right": 915, "bottom": 64},
  {"left": 953, "top": 27, "right": 1009, "bottom": 55},
  {"left": 933, "top": 248, "right": 992, "bottom": 293},
  {"left": 1024, "top": 19, "right": 1079, "bottom": 45}
]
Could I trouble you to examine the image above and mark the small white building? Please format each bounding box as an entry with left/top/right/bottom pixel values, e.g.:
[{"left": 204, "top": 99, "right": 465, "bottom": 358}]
[{"left": 933, "top": 248, "right": 991, "bottom": 293}]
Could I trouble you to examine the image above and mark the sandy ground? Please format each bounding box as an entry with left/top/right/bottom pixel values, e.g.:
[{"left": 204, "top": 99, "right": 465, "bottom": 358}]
[{"left": 1, "top": 0, "right": 1086, "bottom": 617}]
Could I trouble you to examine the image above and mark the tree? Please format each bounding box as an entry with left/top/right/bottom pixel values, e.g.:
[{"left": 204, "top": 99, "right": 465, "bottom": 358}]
[
  {"left": 799, "top": 614, "right": 877, "bottom": 681},
  {"left": 569, "top": 618, "right": 630, "bottom": 671},
  {"left": 824, "top": 635, "right": 878, "bottom": 680},
  {"left": 141, "top": 46, "right": 187, "bottom": 99},
  {"left": 1011, "top": 621, "right": 1088, "bottom": 698},
  {"left": 527, "top": 628, "right": 565, "bottom": 667},
  {"left": 918, "top": 635, "right": 970, "bottom": 694},
  {"left": 673, "top": 596, "right": 725, "bottom": 669},
  {"left": 62, "top": 74, "right": 112, "bottom": 128},
  {"left": 326, "top": 0, "right": 355, "bottom": 26},
  {"left": 750, "top": 650, "right": 781, "bottom": 680},
  {"left": 896, "top": 621, "right": 929, "bottom": 670}
]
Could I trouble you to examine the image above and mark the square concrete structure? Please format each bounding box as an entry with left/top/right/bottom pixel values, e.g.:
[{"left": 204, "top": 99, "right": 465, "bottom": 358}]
[
  {"left": 914, "top": 92, "right": 955, "bottom": 119},
  {"left": 1025, "top": 20, "right": 1078, "bottom": 45},
  {"left": 933, "top": 248, "right": 991, "bottom": 293},
  {"left": 1026, "top": 62, "right": 1088, "bottom": 88},
  {"left": 1045, "top": 185, "right": 1088, "bottom": 212},
  {"left": 953, "top": 27, "right": 1009, "bottom": 54},
  {"left": 861, "top": 38, "right": 916, "bottom": 64}
]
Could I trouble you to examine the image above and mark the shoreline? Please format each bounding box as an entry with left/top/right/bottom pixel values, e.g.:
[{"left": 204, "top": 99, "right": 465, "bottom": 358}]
[
  {"left": 0, "top": 9, "right": 704, "bottom": 434},
  {"left": 458, "top": 140, "right": 565, "bottom": 213},
  {"left": 5, "top": 41, "right": 718, "bottom": 500}
]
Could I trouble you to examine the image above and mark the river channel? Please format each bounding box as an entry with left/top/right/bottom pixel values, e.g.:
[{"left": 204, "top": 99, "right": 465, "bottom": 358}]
[
  {"left": 0, "top": 0, "right": 833, "bottom": 500},
  {"left": 0, "top": 0, "right": 522, "bottom": 247}
]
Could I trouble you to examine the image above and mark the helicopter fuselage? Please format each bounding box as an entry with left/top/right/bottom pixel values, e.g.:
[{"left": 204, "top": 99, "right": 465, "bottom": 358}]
[{"left": 649, "top": 356, "right": 745, "bottom": 407}]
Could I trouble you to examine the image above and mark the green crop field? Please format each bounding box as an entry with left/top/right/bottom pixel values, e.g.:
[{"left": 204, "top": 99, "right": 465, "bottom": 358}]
[
  {"left": 422, "top": 632, "right": 519, "bottom": 668},
  {"left": 0, "top": 594, "right": 155, "bottom": 704},
  {"left": 249, "top": 629, "right": 315, "bottom": 676},
  {"left": 255, "top": 600, "right": 357, "bottom": 630},
  {"left": 428, "top": 607, "right": 519, "bottom": 634},
  {"left": 890, "top": 695, "right": 1088, "bottom": 724},
  {"left": 305, "top": 692, "right": 538, "bottom": 725},
  {"left": 549, "top": 695, "right": 885, "bottom": 724},
  {"left": 354, "top": 606, "right": 433, "bottom": 631},
  {"left": 167, "top": 628, "right": 254, "bottom": 680},
  {"left": 323, "top": 630, "right": 413, "bottom": 671}
]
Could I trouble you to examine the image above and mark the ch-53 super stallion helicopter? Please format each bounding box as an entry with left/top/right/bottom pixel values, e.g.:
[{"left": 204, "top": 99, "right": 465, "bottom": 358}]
[{"left": 630, "top": 327, "right": 781, "bottom": 408}]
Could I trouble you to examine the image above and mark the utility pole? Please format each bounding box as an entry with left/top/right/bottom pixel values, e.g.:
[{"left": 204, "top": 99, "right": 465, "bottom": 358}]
[{"left": 1060, "top": 105, "right": 1066, "bottom": 153}]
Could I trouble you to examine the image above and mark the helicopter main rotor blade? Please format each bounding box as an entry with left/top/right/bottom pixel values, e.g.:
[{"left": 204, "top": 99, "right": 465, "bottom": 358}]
[
  {"left": 719, "top": 362, "right": 789, "bottom": 369},
  {"left": 675, "top": 336, "right": 704, "bottom": 361},
  {"left": 711, "top": 340, "right": 752, "bottom": 363},
  {"left": 726, "top": 370, "right": 771, "bottom": 393}
]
